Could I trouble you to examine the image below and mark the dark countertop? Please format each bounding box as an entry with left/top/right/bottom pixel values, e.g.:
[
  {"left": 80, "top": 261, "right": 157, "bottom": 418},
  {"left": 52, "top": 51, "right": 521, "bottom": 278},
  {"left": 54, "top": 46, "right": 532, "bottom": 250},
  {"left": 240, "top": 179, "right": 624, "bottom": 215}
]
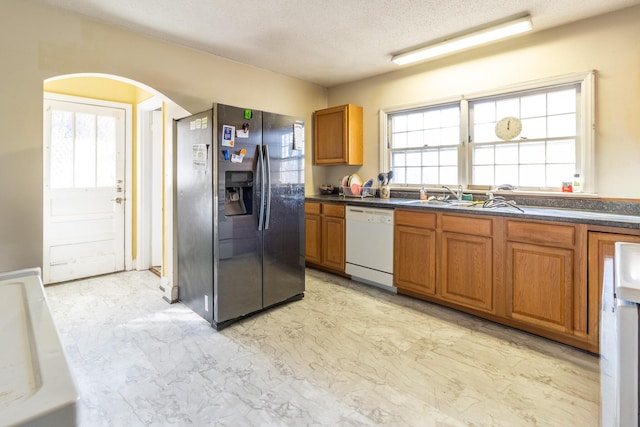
[{"left": 305, "top": 194, "right": 640, "bottom": 230}]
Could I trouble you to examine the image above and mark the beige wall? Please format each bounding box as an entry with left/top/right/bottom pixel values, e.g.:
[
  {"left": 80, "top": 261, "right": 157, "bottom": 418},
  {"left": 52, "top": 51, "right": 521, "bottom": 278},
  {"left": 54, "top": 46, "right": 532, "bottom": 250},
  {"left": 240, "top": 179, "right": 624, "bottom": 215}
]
[
  {"left": 323, "top": 6, "right": 640, "bottom": 199},
  {"left": 0, "top": 0, "right": 327, "bottom": 272}
]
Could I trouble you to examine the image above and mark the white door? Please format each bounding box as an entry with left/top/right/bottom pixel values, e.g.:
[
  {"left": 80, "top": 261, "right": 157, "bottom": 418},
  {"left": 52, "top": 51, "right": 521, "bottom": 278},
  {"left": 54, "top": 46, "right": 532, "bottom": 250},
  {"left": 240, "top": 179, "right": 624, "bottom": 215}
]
[{"left": 43, "top": 97, "right": 126, "bottom": 284}]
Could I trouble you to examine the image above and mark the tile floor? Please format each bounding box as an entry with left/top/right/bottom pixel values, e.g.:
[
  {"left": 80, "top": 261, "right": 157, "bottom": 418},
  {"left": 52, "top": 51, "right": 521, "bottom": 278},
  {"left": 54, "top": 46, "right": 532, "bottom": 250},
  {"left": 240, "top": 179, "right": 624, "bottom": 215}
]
[{"left": 45, "top": 268, "right": 600, "bottom": 426}]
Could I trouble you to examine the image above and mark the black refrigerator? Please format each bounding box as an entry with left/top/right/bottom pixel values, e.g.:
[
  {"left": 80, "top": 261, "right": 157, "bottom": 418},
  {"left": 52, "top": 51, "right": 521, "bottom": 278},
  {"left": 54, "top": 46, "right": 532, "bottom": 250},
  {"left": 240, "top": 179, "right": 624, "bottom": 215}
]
[{"left": 175, "top": 104, "right": 305, "bottom": 329}]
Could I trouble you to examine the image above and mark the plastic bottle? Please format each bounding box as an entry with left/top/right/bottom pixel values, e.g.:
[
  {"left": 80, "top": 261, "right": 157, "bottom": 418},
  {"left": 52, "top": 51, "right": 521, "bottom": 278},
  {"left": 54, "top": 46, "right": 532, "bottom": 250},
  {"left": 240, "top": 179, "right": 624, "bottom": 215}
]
[
  {"left": 420, "top": 186, "right": 427, "bottom": 200},
  {"left": 573, "top": 173, "right": 582, "bottom": 193}
]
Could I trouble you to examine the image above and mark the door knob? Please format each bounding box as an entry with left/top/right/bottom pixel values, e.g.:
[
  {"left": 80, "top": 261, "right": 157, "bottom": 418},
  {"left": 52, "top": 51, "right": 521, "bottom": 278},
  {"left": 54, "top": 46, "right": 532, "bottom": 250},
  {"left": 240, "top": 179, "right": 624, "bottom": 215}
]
[{"left": 111, "top": 197, "right": 125, "bottom": 204}]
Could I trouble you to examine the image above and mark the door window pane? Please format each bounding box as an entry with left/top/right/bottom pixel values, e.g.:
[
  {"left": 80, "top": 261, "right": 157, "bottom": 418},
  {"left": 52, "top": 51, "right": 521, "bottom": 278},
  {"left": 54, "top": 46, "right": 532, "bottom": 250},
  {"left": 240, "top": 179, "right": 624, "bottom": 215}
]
[
  {"left": 50, "top": 110, "right": 74, "bottom": 188},
  {"left": 97, "top": 116, "right": 116, "bottom": 187},
  {"left": 48, "top": 107, "right": 120, "bottom": 189},
  {"left": 74, "top": 113, "right": 97, "bottom": 188}
]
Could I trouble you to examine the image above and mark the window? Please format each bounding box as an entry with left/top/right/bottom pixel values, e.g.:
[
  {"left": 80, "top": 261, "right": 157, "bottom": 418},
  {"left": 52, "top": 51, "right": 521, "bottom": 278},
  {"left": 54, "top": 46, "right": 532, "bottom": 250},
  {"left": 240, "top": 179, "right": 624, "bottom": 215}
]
[
  {"left": 382, "top": 72, "right": 595, "bottom": 192},
  {"left": 470, "top": 85, "right": 579, "bottom": 188},
  {"left": 388, "top": 104, "right": 461, "bottom": 185},
  {"left": 50, "top": 106, "right": 120, "bottom": 189}
]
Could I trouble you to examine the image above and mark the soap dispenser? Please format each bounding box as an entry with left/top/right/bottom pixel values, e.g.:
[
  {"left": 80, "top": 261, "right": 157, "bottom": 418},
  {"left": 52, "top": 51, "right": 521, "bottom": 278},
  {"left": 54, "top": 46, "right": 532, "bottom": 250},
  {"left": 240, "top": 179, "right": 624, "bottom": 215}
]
[{"left": 573, "top": 173, "right": 582, "bottom": 193}]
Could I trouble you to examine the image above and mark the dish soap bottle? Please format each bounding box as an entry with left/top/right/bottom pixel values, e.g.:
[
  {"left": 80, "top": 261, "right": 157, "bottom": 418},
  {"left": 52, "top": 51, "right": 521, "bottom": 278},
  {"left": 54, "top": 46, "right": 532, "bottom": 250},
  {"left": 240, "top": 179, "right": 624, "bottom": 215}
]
[
  {"left": 420, "top": 186, "right": 427, "bottom": 200},
  {"left": 573, "top": 173, "right": 582, "bottom": 193}
]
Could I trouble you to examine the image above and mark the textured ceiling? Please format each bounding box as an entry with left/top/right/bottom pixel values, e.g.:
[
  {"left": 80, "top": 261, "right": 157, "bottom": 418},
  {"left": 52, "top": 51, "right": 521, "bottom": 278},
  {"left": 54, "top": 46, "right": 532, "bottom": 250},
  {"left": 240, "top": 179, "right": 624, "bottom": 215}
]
[{"left": 32, "top": 0, "right": 640, "bottom": 87}]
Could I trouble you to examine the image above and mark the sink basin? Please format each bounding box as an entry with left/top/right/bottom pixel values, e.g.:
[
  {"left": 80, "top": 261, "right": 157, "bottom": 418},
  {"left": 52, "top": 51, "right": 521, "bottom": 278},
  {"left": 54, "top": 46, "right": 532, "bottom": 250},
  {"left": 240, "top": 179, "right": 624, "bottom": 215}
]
[
  {"left": 397, "top": 199, "right": 475, "bottom": 207},
  {"left": 614, "top": 242, "right": 640, "bottom": 303}
]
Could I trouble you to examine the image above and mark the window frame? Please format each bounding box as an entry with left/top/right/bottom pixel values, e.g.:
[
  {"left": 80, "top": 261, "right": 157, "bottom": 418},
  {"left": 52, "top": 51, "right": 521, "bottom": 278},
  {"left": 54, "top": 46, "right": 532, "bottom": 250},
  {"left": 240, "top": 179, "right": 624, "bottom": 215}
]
[{"left": 380, "top": 71, "right": 595, "bottom": 193}]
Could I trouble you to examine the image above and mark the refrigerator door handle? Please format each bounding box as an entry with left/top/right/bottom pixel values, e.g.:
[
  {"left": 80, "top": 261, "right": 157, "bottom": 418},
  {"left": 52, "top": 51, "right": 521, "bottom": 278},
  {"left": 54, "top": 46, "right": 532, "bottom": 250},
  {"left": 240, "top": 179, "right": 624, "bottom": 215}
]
[
  {"left": 257, "top": 144, "right": 266, "bottom": 231},
  {"left": 264, "top": 145, "right": 272, "bottom": 230}
]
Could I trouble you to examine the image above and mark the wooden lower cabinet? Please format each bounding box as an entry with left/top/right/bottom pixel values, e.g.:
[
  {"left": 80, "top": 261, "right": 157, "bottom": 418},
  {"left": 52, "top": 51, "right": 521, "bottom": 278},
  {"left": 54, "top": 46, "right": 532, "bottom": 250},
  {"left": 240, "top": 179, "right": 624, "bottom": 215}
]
[
  {"left": 394, "top": 211, "right": 495, "bottom": 313},
  {"left": 304, "top": 213, "right": 322, "bottom": 265},
  {"left": 315, "top": 200, "right": 640, "bottom": 354},
  {"left": 393, "top": 209, "right": 631, "bottom": 353},
  {"left": 504, "top": 219, "right": 591, "bottom": 350},
  {"left": 506, "top": 241, "right": 576, "bottom": 333},
  {"left": 305, "top": 201, "right": 346, "bottom": 275},
  {"left": 322, "top": 215, "right": 345, "bottom": 271},
  {"left": 440, "top": 214, "right": 494, "bottom": 312},
  {"left": 441, "top": 231, "right": 493, "bottom": 311},
  {"left": 394, "top": 210, "right": 436, "bottom": 295}
]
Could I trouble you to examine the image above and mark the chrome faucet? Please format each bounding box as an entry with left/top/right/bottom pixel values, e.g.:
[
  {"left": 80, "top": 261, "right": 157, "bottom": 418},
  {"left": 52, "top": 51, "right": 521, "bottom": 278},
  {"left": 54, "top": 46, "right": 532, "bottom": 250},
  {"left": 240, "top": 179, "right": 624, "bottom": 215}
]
[
  {"left": 442, "top": 184, "right": 463, "bottom": 200},
  {"left": 486, "top": 183, "right": 517, "bottom": 199}
]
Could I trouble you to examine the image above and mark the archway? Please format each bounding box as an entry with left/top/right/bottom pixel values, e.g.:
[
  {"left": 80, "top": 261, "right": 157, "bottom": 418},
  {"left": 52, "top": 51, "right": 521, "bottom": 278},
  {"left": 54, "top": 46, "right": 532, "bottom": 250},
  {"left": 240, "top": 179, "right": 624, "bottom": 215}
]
[{"left": 43, "top": 73, "right": 189, "bottom": 303}]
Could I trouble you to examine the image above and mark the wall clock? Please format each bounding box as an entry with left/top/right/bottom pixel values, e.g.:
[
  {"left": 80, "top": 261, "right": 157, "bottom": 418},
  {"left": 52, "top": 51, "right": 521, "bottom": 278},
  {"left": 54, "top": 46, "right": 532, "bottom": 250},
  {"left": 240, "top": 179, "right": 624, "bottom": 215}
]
[{"left": 495, "top": 116, "right": 522, "bottom": 141}]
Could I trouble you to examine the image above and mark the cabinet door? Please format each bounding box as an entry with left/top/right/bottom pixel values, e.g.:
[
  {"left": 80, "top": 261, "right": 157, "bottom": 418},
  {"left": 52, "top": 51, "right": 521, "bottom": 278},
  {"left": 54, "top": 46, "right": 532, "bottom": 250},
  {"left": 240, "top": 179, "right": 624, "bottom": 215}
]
[
  {"left": 314, "top": 107, "right": 346, "bottom": 164},
  {"left": 304, "top": 214, "right": 322, "bottom": 265},
  {"left": 313, "top": 104, "right": 362, "bottom": 165},
  {"left": 506, "top": 241, "right": 574, "bottom": 333},
  {"left": 322, "top": 216, "right": 345, "bottom": 271},
  {"left": 441, "top": 232, "right": 493, "bottom": 312},
  {"left": 394, "top": 225, "right": 436, "bottom": 295}
]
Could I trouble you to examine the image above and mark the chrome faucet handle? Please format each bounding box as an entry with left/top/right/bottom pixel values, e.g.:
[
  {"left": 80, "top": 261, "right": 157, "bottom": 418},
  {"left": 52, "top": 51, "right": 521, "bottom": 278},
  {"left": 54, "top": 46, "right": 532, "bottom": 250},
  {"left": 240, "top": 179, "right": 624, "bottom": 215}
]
[{"left": 442, "top": 184, "right": 463, "bottom": 200}]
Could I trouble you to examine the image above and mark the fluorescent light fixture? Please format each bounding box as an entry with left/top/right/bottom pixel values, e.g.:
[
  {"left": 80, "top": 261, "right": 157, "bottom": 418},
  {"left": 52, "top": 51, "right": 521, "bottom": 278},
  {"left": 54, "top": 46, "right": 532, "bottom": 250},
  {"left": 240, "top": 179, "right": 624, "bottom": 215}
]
[{"left": 391, "top": 16, "right": 533, "bottom": 65}]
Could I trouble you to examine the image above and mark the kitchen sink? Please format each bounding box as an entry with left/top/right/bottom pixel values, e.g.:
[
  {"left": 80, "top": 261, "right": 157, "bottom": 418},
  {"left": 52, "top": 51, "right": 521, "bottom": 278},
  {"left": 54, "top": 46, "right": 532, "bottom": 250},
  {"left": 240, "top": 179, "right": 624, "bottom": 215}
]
[{"left": 396, "top": 199, "right": 475, "bottom": 207}]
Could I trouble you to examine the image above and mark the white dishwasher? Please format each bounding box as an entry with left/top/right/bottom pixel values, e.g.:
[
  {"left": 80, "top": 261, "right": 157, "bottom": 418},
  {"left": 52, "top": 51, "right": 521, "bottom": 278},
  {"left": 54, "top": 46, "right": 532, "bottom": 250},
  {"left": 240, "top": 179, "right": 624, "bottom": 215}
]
[{"left": 345, "top": 206, "right": 395, "bottom": 292}]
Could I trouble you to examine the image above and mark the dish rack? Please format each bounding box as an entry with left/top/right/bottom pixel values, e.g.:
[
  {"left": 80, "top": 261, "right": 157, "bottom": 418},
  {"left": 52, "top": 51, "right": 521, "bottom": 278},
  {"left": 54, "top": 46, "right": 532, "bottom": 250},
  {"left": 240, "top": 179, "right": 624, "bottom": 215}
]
[{"left": 340, "top": 185, "right": 377, "bottom": 199}]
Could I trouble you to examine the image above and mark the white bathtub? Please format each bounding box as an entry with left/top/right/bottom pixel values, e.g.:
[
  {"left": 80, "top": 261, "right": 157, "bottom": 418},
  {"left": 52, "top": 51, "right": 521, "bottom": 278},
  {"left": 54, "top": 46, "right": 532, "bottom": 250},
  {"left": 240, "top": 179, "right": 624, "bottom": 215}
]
[{"left": 0, "top": 268, "right": 77, "bottom": 427}]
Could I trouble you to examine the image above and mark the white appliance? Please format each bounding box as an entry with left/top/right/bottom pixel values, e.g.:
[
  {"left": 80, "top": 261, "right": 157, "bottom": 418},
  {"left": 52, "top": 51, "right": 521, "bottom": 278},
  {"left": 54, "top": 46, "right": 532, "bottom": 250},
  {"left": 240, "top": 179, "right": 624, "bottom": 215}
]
[
  {"left": 345, "top": 206, "right": 395, "bottom": 292},
  {"left": 601, "top": 242, "right": 640, "bottom": 427}
]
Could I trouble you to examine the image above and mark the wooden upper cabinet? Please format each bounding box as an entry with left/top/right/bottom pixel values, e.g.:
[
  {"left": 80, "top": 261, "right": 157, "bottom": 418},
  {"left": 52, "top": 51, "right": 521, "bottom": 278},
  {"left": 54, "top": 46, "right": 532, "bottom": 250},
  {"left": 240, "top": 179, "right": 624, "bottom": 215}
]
[{"left": 313, "top": 104, "right": 363, "bottom": 165}]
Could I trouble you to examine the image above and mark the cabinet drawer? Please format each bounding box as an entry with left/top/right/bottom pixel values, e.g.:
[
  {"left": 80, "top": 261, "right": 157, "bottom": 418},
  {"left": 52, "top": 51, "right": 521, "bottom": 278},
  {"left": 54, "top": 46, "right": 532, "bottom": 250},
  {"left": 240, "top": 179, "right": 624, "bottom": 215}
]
[
  {"left": 395, "top": 209, "right": 436, "bottom": 229},
  {"left": 442, "top": 215, "right": 492, "bottom": 236},
  {"left": 507, "top": 220, "right": 575, "bottom": 247},
  {"left": 305, "top": 202, "right": 321, "bottom": 215},
  {"left": 322, "top": 203, "right": 345, "bottom": 218}
]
